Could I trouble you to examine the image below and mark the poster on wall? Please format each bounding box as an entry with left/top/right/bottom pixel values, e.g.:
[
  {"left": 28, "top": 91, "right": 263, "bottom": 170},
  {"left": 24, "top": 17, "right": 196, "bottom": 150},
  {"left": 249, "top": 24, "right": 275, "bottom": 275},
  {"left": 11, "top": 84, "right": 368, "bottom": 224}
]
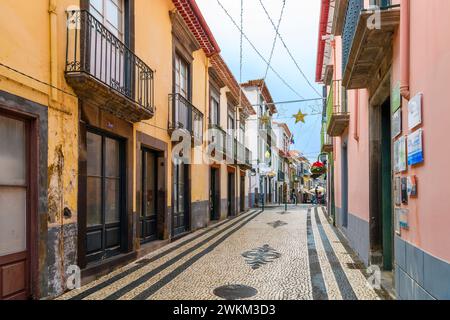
[
  {"left": 394, "top": 136, "right": 407, "bottom": 173},
  {"left": 394, "top": 177, "right": 402, "bottom": 206},
  {"left": 408, "top": 93, "right": 423, "bottom": 130},
  {"left": 401, "top": 177, "right": 408, "bottom": 204},
  {"left": 392, "top": 109, "right": 402, "bottom": 139},
  {"left": 391, "top": 81, "right": 401, "bottom": 113},
  {"left": 395, "top": 208, "right": 410, "bottom": 234},
  {"left": 407, "top": 129, "right": 424, "bottom": 166},
  {"left": 395, "top": 208, "right": 401, "bottom": 235},
  {"left": 407, "top": 176, "right": 418, "bottom": 197}
]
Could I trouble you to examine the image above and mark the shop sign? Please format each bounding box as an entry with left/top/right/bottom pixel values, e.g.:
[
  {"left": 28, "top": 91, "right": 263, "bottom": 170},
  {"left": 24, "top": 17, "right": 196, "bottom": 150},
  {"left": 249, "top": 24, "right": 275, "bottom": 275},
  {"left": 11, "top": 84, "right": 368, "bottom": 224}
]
[
  {"left": 408, "top": 93, "right": 423, "bottom": 130},
  {"left": 407, "top": 129, "right": 424, "bottom": 166},
  {"left": 395, "top": 208, "right": 410, "bottom": 235},
  {"left": 391, "top": 81, "right": 401, "bottom": 113},
  {"left": 401, "top": 177, "right": 408, "bottom": 204},
  {"left": 407, "top": 176, "right": 418, "bottom": 197},
  {"left": 392, "top": 109, "right": 402, "bottom": 139},
  {"left": 394, "top": 136, "right": 407, "bottom": 173},
  {"left": 394, "top": 177, "right": 401, "bottom": 206}
]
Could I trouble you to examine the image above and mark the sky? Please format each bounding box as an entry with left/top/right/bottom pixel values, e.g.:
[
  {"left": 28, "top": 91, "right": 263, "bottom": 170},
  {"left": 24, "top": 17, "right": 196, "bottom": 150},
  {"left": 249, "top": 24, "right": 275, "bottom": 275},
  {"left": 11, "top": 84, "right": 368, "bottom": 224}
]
[{"left": 196, "top": 0, "right": 323, "bottom": 162}]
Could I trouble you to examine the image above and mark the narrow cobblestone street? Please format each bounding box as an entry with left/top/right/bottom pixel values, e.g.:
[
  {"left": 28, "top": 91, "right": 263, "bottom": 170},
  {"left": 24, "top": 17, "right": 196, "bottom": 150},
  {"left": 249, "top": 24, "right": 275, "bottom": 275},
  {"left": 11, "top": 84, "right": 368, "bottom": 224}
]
[{"left": 59, "top": 206, "right": 387, "bottom": 300}]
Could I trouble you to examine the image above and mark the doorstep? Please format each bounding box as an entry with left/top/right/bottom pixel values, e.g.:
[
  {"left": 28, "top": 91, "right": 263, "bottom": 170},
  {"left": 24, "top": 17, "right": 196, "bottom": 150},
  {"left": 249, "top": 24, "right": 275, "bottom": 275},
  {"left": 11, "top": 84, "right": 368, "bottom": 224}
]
[
  {"left": 81, "top": 251, "right": 137, "bottom": 286},
  {"left": 136, "top": 239, "right": 171, "bottom": 260}
]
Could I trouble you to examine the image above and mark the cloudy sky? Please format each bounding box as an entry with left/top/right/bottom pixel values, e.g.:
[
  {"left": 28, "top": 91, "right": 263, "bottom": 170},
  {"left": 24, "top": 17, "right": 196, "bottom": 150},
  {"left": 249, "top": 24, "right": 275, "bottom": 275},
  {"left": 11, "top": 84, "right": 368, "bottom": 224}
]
[{"left": 196, "top": 0, "right": 323, "bottom": 162}]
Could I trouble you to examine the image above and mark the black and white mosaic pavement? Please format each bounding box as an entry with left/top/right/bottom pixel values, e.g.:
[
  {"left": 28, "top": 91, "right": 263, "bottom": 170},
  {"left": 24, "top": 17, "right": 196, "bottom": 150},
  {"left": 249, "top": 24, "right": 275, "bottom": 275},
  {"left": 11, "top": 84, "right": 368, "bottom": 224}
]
[{"left": 59, "top": 206, "right": 386, "bottom": 300}]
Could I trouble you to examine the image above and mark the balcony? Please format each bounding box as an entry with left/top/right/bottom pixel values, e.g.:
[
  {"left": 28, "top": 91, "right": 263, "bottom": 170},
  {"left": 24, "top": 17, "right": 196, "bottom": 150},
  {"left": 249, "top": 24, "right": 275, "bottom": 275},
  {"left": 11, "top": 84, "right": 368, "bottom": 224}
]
[
  {"left": 258, "top": 122, "right": 277, "bottom": 147},
  {"left": 65, "top": 10, "right": 154, "bottom": 123},
  {"left": 245, "top": 147, "right": 253, "bottom": 168},
  {"left": 326, "top": 80, "right": 349, "bottom": 137},
  {"left": 168, "top": 93, "right": 204, "bottom": 145},
  {"left": 278, "top": 170, "right": 285, "bottom": 182},
  {"left": 342, "top": 0, "right": 400, "bottom": 89},
  {"left": 321, "top": 122, "right": 333, "bottom": 153},
  {"left": 208, "top": 124, "right": 226, "bottom": 160},
  {"left": 234, "top": 139, "right": 247, "bottom": 167}
]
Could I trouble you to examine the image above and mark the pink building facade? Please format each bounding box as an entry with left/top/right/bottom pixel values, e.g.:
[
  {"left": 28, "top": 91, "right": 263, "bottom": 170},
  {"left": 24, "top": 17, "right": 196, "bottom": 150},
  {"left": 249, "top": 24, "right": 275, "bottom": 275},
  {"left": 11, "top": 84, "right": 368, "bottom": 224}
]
[{"left": 317, "top": 0, "right": 450, "bottom": 299}]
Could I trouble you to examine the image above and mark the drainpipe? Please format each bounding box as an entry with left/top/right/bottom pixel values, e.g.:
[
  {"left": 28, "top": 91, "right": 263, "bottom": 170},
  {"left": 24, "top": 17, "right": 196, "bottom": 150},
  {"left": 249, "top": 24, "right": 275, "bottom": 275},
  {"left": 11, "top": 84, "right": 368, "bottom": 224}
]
[
  {"left": 49, "top": 0, "right": 58, "bottom": 101},
  {"left": 400, "top": 0, "right": 410, "bottom": 100}
]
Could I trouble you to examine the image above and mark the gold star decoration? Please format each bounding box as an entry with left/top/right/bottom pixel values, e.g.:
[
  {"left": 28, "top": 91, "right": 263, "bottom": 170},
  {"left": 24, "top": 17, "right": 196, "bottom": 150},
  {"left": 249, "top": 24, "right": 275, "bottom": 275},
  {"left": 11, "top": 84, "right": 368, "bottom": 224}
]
[
  {"left": 293, "top": 110, "right": 307, "bottom": 124},
  {"left": 260, "top": 113, "right": 270, "bottom": 125}
]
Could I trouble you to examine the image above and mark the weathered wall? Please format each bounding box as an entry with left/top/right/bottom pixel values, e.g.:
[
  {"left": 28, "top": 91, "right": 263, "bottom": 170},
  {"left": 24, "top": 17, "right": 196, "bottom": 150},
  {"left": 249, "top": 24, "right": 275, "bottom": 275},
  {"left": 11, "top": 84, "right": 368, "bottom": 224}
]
[{"left": 0, "top": 0, "right": 80, "bottom": 297}]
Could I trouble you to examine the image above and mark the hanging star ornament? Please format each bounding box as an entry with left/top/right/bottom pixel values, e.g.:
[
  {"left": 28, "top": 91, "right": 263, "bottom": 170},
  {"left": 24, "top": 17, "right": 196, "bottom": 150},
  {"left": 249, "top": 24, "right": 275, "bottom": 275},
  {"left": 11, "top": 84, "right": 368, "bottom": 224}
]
[
  {"left": 293, "top": 110, "right": 307, "bottom": 124},
  {"left": 260, "top": 112, "right": 270, "bottom": 125}
]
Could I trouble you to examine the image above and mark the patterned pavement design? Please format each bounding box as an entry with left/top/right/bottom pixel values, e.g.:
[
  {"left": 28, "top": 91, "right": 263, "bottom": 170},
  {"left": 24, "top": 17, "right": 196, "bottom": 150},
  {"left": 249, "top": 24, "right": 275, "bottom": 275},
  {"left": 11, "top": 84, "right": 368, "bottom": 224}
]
[{"left": 59, "top": 205, "right": 386, "bottom": 300}]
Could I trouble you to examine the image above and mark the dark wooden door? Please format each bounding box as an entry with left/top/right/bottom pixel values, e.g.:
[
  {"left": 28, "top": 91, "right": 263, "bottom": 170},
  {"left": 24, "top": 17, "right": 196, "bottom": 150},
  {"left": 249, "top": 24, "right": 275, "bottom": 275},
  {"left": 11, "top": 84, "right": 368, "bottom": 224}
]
[
  {"left": 173, "top": 164, "right": 188, "bottom": 236},
  {"left": 86, "top": 130, "right": 124, "bottom": 263},
  {"left": 210, "top": 168, "right": 220, "bottom": 221},
  {"left": 227, "top": 172, "right": 235, "bottom": 217},
  {"left": 0, "top": 113, "right": 30, "bottom": 300},
  {"left": 240, "top": 175, "right": 245, "bottom": 213},
  {"left": 140, "top": 149, "right": 158, "bottom": 243}
]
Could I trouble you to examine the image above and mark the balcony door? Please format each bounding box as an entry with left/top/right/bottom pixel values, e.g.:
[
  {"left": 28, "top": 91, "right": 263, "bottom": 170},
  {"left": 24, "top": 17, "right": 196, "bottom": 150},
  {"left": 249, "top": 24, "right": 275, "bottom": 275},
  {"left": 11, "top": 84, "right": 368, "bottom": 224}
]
[
  {"left": 88, "top": 0, "right": 127, "bottom": 93},
  {"left": 86, "top": 130, "right": 124, "bottom": 263},
  {"left": 174, "top": 55, "right": 190, "bottom": 128},
  {"left": 172, "top": 54, "right": 191, "bottom": 237}
]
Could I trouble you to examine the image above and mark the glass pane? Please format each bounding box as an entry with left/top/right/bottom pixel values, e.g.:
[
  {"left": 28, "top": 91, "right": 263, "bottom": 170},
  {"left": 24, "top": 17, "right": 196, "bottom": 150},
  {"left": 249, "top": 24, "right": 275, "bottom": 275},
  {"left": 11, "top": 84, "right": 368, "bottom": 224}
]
[
  {"left": 87, "top": 132, "right": 102, "bottom": 176},
  {"left": 178, "top": 182, "right": 184, "bottom": 214},
  {"left": 105, "top": 178, "right": 120, "bottom": 224},
  {"left": 0, "top": 187, "right": 27, "bottom": 256},
  {"left": 90, "top": 0, "right": 103, "bottom": 13},
  {"left": 106, "top": 0, "right": 121, "bottom": 31},
  {"left": 0, "top": 115, "right": 26, "bottom": 186},
  {"left": 173, "top": 182, "right": 178, "bottom": 214},
  {"left": 87, "top": 177, "right": 102, "bottom": 226},
  {"left": 105, "top": 138, "right": 120, "bottom": 178},
  {"left": 145, "top": 153, "right": 156, "bottom": 217}
]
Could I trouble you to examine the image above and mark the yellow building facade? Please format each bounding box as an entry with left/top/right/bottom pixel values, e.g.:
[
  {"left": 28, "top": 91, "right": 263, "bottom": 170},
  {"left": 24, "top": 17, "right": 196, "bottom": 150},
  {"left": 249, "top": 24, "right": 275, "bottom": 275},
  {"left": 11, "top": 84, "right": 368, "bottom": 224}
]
[{"left": 0, "top": 0, "right": 254, "bottom": 300}]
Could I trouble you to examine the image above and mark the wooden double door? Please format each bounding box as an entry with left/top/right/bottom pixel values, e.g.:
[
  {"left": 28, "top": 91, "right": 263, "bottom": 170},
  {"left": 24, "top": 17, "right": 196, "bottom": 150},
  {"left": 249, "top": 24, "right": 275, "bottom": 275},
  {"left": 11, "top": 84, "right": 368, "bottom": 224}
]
[
  {"left": 85, "top": 129, "right": 125, "bottom": 263},
  {"left": 0, "top": 112, "right": 34, "bottom": 300}
]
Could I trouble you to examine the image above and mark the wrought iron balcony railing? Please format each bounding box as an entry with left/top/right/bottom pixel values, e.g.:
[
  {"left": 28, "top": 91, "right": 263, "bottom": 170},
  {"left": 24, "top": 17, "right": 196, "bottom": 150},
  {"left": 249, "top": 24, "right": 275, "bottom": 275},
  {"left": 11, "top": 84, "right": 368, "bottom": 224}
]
[
  {"left": 208, "top": 124, "right": 226, "bottom": 158},
  {"left": 341, "top": 0, "right": 398, "bottom": 89},
  {"left": 326, "top": 80, "right": 349, "bottom": 137},
  {"left": 234, "top": 139, "right": 246, "bottom": 165},
  {"left": 278, "top": 170, "right": 285, "bottom": 182},
  {"left": 342, "top": 0, "right": 364, "bottom": 79},
  {"left": 169, "top": 93, "right": 204, "bottom": 145},
  {"left": 65, "top": 10, "right": 154, "bottom": 122},
  {"left": 245, "top": 147, "right": 252, "bottom": 167},
  {"left": 321, "top": 121, "right": 333, "bottom": 153}
]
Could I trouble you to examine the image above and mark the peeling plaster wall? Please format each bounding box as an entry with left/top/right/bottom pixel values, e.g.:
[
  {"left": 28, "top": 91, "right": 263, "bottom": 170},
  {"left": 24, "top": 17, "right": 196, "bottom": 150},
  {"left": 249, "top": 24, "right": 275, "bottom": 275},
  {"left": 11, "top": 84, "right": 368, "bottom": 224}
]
[{"left": 0, "top": 0, "right": 79, "bottom": 298}]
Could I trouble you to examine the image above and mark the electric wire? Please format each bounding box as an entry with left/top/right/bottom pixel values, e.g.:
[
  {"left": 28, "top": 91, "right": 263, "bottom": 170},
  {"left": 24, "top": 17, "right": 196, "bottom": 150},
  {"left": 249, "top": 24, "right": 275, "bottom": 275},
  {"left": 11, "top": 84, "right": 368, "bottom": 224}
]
[
  {"left": 258, "top": 0, "right": 323, "bottom": 98},
  {"left": 216, "top": 0, "right": 305, "bottom": 99}
]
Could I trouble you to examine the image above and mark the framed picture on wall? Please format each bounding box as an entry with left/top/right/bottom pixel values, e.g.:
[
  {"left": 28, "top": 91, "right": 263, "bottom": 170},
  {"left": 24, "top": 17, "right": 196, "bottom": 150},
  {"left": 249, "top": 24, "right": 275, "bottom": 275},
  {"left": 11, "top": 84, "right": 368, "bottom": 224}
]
[{"left": 392, "top": 109, "right": 402, "bottom": 139}]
